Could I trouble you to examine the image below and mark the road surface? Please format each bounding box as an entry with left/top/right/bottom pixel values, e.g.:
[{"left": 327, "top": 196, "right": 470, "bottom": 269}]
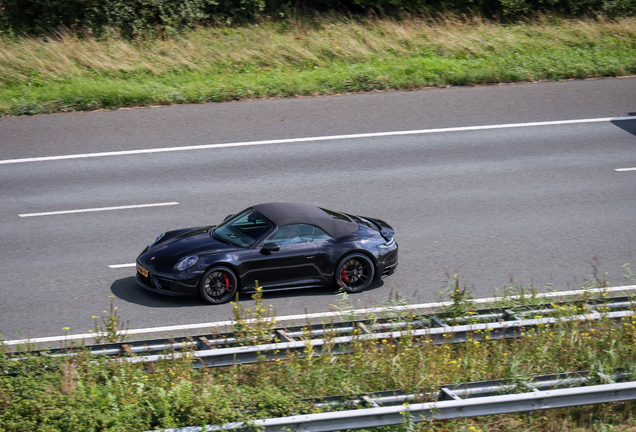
[{"left": 1, "top": 77, "right": 635, "bottom": 341}]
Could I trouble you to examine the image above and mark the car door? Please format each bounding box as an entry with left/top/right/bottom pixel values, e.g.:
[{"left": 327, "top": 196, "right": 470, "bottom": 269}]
[{"left": 245, "top": 224, "right": 322, "bottom": 291}]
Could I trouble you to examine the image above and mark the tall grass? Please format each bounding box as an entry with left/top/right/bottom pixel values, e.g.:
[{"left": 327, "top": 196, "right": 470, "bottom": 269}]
[
  {"left": 1, "top": 15, "right": 635, "bottom": 115},
  {"left": 2, "top": 282, "right": 636, "bottom": 431}
]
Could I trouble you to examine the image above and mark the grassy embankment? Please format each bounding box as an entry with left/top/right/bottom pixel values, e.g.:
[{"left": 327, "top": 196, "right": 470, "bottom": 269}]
[
  {"left": 2, "top": 268, "right": 636, "bottom": 431},
  {"left": 0, "top": 15, "right": 635, "bottom": 116}
]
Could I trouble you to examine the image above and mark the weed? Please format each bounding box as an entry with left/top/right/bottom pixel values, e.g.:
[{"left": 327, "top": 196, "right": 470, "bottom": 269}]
[
  {"left": 440, "top": 271, "right": 476, "bottom": 323},
  {"left": 92, "top": 295, "right": 129, "bottom": 343},
  {"left": 624, "top": 263, "right": 636, "bottom": 284},
  {"left": 380, "top": 290, "right": 413, "bottom": 318},
  {"left": 3, "top": 269, "right": 636, "bottom": 430},
  {"left": 232, "top": 282, "right": 276, "bottom": 346}
]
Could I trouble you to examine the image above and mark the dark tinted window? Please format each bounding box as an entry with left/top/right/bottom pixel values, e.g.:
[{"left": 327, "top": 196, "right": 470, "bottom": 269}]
[
  {"left": 213, "top": 209, "right": 273, "bottom": 247},
  {"left": 266, "top": 224, "right": 314, "bottom": 246},
  {"left": 313, "top": 227, "right": 332, "bottom": 241}
]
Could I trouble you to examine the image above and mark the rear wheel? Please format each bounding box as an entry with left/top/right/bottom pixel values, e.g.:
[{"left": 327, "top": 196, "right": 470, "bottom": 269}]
[
  {"left": 336, "top": 253, "right": 375, "bottom": 293},
  {"left": 198, "top": 266, "right": 238, "bottom": 304}
]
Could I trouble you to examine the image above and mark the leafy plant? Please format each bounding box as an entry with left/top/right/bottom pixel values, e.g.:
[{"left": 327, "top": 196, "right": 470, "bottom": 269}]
[
  {"left": 440, "top": 271, "right": 476, "bottom": 324},
  {"left": 232, "top": 283, "right": 277, "bottom": 345},
  {"left": 623, "top": 263, "right": 636, "bottom": 284},
  {"left": 92, "top": 295, "right": 129, "bottom": 343}
]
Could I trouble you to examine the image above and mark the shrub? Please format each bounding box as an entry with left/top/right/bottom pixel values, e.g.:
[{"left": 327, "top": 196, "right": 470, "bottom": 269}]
[{"left": 1, "top": 0, "right": 635, "bottom": 37}]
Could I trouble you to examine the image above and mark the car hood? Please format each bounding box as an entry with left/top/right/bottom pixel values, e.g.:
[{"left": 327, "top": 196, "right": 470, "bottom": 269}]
[{"left": 139, "top": 226, "right": 240, "bottom": 268}]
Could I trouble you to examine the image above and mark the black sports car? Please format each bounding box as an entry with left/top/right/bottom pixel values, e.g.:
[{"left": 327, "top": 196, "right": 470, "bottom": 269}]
[{"left": 135, "top": 202, "right": 398, "bottom": 304}]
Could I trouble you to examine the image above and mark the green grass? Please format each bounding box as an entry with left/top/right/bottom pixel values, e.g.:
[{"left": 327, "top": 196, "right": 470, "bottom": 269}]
[
  {"left": 2, "top": 271, "right": 636, "bottom": 431},
  {"left": 1, "top": 15, "right": 635, "bottom": 116}
]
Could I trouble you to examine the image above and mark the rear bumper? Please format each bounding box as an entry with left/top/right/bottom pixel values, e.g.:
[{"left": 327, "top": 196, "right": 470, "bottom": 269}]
[
  {"left": 380, "top": 260, "right": 398, "bottom": 278},
  {"left": 375, "top": 240, "right": 398, "bottom": 279}
]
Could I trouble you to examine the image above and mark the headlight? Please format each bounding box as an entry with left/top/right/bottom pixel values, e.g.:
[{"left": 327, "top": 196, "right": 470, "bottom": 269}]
[
  {"left": 150, "top": 232, "right": 165, "bottom": 247},
  {"left": 176, "top": 255, "right": 198, "bottom": 271},
  {"left": 377, "top": 237, "right": 395, "bottom": 250}
]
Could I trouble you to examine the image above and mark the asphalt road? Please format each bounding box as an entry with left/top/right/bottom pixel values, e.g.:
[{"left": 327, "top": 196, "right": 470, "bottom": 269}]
[{"left": 1, "top": 78, "right": 635, "bottom": 341}]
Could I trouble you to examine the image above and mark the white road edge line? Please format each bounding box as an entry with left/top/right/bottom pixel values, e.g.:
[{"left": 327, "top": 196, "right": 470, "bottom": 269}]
[
  {"left": 1, "top": 116, "right": 635, "bottom": 165},
  {"left": 616, "top": 167, "right": 636, "bottom": 172},
  {"left": 109, "top": 263, "right": 137, "bottom": 269},
  {"left": 4, "top": 284, "right": 636, "bottom": 346},
  {"left": 18, "top": 202, "right": 179, "bottom": 218}
]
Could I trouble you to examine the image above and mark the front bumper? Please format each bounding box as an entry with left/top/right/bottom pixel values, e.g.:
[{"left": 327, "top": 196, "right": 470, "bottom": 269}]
[{"left": 135, "top": 262, "right": 199, "bottom": 297}]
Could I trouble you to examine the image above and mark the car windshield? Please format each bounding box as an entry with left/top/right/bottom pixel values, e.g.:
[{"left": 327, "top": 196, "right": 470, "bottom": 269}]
[{"left": 213, "top": 209, "right": 273, "bottom": 248}]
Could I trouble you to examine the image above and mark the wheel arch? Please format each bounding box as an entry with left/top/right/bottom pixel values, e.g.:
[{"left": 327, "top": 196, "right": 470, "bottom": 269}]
[{"left": 201, "top": 261, "right": 241, "bottom": 282}]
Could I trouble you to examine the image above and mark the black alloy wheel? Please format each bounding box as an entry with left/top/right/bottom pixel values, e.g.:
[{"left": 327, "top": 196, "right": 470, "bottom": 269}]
[
  {"left": 199, "top": 266, "right": 238, "bottom": 304},
  {"left": 336, "top": 253, "right": 375, "bottom": 293}
]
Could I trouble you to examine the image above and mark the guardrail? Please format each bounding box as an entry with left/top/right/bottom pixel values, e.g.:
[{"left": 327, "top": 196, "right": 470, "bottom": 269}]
[
  {"left": 128, "top": 309, "right": 635, "bottom": 368},
  {"left": 150, "top": 370, "right": 636, "bottom": 432},
  {"left": 7, "top": 284, "right": 635, "bottom": 349},
  {"left": 308, "top": 370, "right": 632, "bottom": 409}
]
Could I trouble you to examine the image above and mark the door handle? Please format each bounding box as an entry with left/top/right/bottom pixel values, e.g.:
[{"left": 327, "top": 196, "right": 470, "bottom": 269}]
[{"left": 304, "top": 255, "right": 315, "bottom": 259}]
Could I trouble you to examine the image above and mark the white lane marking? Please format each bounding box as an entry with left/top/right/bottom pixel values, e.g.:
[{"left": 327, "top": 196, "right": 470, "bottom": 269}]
[
  {"left": 616, "top": 167, "right": 636, "bottom": 171},
  {"left": 18, "top": 202, "right": 179, "bottom": 218},
  {"left": 5, "top": 284, "right": 635, "bottom": 346},
  {"left": 1, "top": 116, "right": 635, "bottom": 165},
  {"left": 109, "top": 263, "right": 137, "bottom": 269}
]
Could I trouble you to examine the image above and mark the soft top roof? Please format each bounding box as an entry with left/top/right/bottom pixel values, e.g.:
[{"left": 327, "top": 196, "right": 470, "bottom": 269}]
[{"left": 252, "top": 202, "right": 359, "bottom": 239}]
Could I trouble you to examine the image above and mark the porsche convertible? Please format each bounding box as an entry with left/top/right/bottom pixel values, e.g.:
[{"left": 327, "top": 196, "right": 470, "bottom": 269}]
[{"left": 136, "top": 202, "right": 398, "bottom": 304}]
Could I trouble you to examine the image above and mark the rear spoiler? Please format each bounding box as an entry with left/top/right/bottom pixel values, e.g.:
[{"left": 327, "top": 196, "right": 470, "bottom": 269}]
[{"left": 362, "top": 216, "right": 395, "bottom": 242}]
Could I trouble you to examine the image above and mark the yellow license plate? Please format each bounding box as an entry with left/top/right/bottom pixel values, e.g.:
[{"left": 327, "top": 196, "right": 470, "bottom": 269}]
[{"left": 137, "top": 265, "right": 149, "bottom": 278}]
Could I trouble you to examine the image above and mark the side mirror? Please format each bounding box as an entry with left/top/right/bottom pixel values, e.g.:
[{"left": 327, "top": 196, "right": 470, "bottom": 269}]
[
  {"left": 261, "top": 242, "right": 280, "bottom": 254},
  {"left": 223, "top": 214, "right": 234, "bottom": 222}
]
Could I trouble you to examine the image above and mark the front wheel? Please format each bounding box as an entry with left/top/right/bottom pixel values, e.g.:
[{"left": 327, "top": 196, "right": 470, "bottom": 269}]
[
  {"left": 336, "top": 253, "right": 375, "bottom": 293},
  {"left": 198, "top": 266, "right": 238, "bottom": 304}
]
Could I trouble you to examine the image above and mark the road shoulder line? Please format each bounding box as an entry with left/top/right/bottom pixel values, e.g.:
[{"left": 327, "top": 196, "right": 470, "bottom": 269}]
[{"left": 2, "top": 116, "right": 635, "bottom": 165}]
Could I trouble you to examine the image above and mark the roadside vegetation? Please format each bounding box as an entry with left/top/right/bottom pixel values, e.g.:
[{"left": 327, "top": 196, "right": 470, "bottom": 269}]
[
  {"left": 1, "top": 14, "right": 635, "bottom": 116},
  {"left": 2, "top": 267, "right": 636, "bottom": 431}
]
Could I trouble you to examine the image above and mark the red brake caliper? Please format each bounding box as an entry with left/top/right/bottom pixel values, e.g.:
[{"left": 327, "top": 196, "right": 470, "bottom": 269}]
[
  {"left": 224, "top": 274, "right": 230, "bottom": 291},
  {"left": 341, "top": 268, "right": 349, "bottom": 283}
]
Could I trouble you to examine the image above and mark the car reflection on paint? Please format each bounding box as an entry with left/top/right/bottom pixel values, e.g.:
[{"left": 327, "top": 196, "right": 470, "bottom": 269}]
[{"left": 136, "top": 202, "right": 398, "bottom": 304}]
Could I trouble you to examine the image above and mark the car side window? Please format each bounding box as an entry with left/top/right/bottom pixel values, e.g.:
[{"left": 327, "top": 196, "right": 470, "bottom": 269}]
[
  {"left": 267, "top": 224, "right": 313, "bottom": 246},
  {"left": 312, "top": 227, "right": 332, "bottom": 242}
]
